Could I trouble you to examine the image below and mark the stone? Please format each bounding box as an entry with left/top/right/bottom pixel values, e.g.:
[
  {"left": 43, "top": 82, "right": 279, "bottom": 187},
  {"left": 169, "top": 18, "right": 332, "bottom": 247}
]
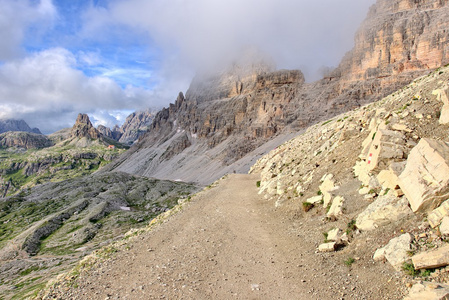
[
  {"left": 318, "top": 242, "right": 336, "bottom": 252},
  {"left": 306, "top": 196, "right": 323, "bottom": 204},
  {"left": 356, "top": 196, "right": 412, "bottom": 231},
  {"left": 398, "top": 138, "right": 449, "bottom": 212},
  {"left": 327, "top": 196, "right": 345, "bottom": 218},
  {"left": 391, "top": 123, "right": 412, "bottom": 133},
  {"left": 319, "top": 174, "right": 336, "bottom": 207},
  {"left": 375, "top": 233, "right": 413, "bottom": 270},
  {"left": 432, "top": 88, "right": 449, "bottom": 125},
  {"left": 327, "top": 228, "right": 342, "bottom": 242},
  {"left": 412, "top": 244, "right": 449, "bottom": 270},
  {"left": 377, "top": 162, "right": 406, "bottom": 190},
  {"left": 428, "top": 200, "right": 449, "bottom": 228},
  {"left": 404, "top": 282, "right": 449, "bottom": 300},
  {"left": 373, "top": 247, "right": 386, "bottom": 261},
  {"left": 440, "top": 216, "right": 449, "bottom": 235}
]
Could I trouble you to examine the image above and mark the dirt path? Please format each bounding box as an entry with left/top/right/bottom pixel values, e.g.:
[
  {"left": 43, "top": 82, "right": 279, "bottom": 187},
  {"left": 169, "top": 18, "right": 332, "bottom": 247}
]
[{"left": 47, "top": 174, "right": 405, "bottom": 299}]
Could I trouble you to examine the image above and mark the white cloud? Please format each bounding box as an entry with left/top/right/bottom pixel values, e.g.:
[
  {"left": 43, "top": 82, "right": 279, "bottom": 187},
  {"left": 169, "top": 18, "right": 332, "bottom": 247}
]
[
  {"left": 0, "top": 0, "right": 57, "bottom": 60},
  {"left": 0, "top": 48, "right": 163, "bottom": 133},
  {"left": 83, "top": 0, "right": 375, "bottom": 81}
]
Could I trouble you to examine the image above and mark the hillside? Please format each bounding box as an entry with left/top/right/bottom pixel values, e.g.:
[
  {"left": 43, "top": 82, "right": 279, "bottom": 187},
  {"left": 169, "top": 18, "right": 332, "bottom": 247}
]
[
  {"left": 38, "top": 65, "right": 449, "bottom": 299},
  {"left": 0, "top": 172, "right": 198, "bottom": 299},
  {"left": 106, "top": 0, "right": 449, "bottom": 185},
  {"left": 0, "top": 114, "right": 129, "bottom": 197}
]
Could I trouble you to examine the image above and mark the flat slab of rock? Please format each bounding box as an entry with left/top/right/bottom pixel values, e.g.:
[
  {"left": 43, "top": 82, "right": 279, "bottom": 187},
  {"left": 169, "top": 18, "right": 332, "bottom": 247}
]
[
  {"left": 428, "top": 200, "right": 449, "bottom": 228},
  {"left": 404, "top": 281, "right": 449, "bottom": 300},
  {"left": 318, "top": 242, "right": 336, "bottom": 252},
  {"left": 374, "top": 233, "right": 413, "bottom": 270},
  {"left": 412, "top": 244, "right": 449, "bottom": 270},
  {"left": 398, "top": 138, "right": 449, "bottom": 212},
  {"left": 440, "top": 216, "right": 449, "bottom": 235},
  {"left": 356, "top": 196, "right": 412, "bottom": 231},
  {"left": 327, "top": 196, "right": 345, "bottom": 218}
]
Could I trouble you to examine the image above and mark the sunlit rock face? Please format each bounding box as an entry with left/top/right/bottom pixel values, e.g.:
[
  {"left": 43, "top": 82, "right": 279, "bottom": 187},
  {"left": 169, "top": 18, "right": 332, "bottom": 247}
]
[{"left": 333, "top": 0, "right": 449, "bottom": 95}]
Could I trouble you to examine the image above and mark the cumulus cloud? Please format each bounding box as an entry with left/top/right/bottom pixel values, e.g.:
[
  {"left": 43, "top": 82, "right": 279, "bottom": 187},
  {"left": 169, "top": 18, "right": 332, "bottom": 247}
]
[
  {"left": 0, "top": 48, "right": 163, "bottom": 133},
  {"left": 0, "top": 0, "right": 56, "bottom": 60},
  {"left": 84, "top": 0, "right": 375, "bottom": 81}
]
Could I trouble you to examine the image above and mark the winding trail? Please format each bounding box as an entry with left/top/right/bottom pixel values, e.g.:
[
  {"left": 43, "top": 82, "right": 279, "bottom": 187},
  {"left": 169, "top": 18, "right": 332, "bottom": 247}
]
[{"left": 52, "top": 174, "right": 404, "bottom": 299}]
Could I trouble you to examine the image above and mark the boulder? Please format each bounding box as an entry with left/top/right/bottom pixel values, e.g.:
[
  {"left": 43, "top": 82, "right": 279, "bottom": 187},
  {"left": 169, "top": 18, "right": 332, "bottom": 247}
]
[
  {"left": 366, "top": 129, "right": 407, "bottom": 172},
  {"left": 318, "top": 242, "right": 336, "bottom": 252},
  {"left": 319, "top": 174, "right": 337, "bottom": 207},
  {"left": 327, "top": 228, "right": 342, "bottom": 242},
  {"left": 306, "top": 195, "right": 323, "bottom": 204},
  {"left": 377, "top": 162, "right": 406, "bottom": 190},
  {"left": 412, "top": 244, "right": 449, "bottom": 270},
  {"left": 398, "top": 138, "right": 449, "bottom": 212},
  {"left": 440, "top": 216, "right": 449, "bottom": 235},
  {"left": 432, "top": 87, "right": 449, "bottom": 125},
  {"left": 356, "top": 196, "right": 412, "bottom": 231},
  {"left": 428, "top": 200, "right": 449, "bottom": 228},
  {"left": 327, "top": 196, "right": 345, "bottom": 218},
  {"left": 374, "top": 233, "right": 413, "bottom": 270},
  {"left": 404, "top": 282, "right": 449, "bottom": 300}
]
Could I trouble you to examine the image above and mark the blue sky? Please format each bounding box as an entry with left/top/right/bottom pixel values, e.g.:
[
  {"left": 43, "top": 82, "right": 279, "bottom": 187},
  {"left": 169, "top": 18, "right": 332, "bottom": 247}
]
[{"left": 0, "top": 0, "right": 374, "bottom": 134}]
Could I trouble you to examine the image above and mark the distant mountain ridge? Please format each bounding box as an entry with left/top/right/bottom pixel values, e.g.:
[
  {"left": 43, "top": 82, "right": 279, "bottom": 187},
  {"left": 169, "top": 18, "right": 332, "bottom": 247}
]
[{"left": 0, "top": 119, "right": 41, "bottom": 135}]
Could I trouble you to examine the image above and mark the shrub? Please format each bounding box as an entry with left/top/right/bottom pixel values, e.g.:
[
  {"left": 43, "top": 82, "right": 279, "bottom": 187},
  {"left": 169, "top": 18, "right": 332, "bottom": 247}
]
[
  {"left": 302, "top": 202, "right": 314, "bottom": 212},
  {"left": 344, "top": 257, "right": 355, "bottom": 266}
]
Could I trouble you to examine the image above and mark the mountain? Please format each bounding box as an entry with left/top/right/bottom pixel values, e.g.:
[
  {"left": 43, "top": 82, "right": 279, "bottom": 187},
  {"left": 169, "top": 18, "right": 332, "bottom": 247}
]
[
  {"left": 0, "top": 114, "right": 129, "bottom": 198},
  {"left": 39, "top": 66, "right": 449, "bottom": 300},
  {"left": 0, "top": 119, "right": 41, "bottom": 135},
  {"left": 118, "top": 109, "right": 157, "bottom": 144},
  {"left": 96, "top": 109, "right": 158, "bottom": 145},
  {"left": 106, "top": 0, "right": 449, "bottom": 185}
]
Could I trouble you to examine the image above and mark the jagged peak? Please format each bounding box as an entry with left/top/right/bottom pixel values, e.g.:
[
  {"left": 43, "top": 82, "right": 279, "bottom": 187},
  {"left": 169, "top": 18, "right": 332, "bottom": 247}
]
[{"left": 70, "top": 113, "right": 101, "bottom": 140}]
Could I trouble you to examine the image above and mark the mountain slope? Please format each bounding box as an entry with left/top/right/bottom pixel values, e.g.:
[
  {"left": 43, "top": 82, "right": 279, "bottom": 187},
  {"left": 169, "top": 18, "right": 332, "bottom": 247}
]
[
  {"left": 38, "top": 60, "right": 449, "bottom": 300},
  {"left": 106, "top": 0, "right": 449, "bottom": 186},
  {"left": 0, "top": 172, "right": 198, "bottom": 299}
]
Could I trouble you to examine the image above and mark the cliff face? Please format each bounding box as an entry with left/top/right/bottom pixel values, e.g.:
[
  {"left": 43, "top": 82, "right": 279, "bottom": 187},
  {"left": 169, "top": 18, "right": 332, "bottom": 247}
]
[
  {"left": 118, "top": 110, "right": 156, "bottom": 144},
  {"left": 333, "top": 0, "right": 449, "bottom": 96},
  {"left": 109, "top": 0, "right": 449, "bottom": 185}
]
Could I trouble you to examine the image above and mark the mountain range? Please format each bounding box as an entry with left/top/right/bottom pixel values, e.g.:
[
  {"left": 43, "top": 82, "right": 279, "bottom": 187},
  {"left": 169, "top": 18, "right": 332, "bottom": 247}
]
[{"left": 2, "top": 0, "right": 449, "bottom": 298}]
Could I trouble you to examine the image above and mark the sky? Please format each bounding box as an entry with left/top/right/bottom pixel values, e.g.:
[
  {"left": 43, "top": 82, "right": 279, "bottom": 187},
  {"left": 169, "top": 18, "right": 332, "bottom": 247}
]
[{"left": 0, "top": 0, "right": 375, "bottom": 134}]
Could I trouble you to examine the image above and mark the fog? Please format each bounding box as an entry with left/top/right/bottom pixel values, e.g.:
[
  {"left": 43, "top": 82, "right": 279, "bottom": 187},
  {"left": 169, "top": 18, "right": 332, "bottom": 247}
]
[
  {"left": 99, "top": 0, "right": 375, "bottom": 80},
  {"left": 0, "top": 0, "right": 375, "bottom": 133}
]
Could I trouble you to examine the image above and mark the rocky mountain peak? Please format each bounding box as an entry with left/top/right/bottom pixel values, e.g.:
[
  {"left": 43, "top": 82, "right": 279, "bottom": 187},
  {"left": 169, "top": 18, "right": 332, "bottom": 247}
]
[
  {"left": 0, "top": 119, "right": 41, "bottom": 135},
  {"left": 70, "top": 113, "right": 101, "bottom": 140}
]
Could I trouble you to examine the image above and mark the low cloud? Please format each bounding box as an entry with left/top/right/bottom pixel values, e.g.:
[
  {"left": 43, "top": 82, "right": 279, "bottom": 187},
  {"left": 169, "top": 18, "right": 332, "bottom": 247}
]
[
  {"left": 86, "top": 0, "right": 375, "bottom": 81},
  {"left": 0, "top": 0, "right": 56, "bottom": 60}
]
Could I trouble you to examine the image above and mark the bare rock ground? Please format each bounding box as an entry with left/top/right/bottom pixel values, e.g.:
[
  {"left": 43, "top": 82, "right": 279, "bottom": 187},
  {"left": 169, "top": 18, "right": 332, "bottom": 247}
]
[{"left": 41, "top": 174, "right": 405, "bottom": 299}]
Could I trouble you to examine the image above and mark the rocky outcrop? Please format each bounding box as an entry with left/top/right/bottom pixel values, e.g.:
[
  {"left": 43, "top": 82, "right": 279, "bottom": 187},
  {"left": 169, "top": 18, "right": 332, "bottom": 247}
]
[
  {"left": 118, "top": 110, "right": 156, "bottom": 144},
  {"left": 334, "top": 0, "right": 449, "bottom": 94},
  {"left": 0, "top": 119, "right": 41, "bottom": 135},
  {"left": 0, "top": 132, "right": 52, "bottom": 149},
  {"left": 398, "top": 138, "right": 449, "bottom": 212},
  {"left": 70, "top": 114, "right": 101, "bottom": 140}
]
